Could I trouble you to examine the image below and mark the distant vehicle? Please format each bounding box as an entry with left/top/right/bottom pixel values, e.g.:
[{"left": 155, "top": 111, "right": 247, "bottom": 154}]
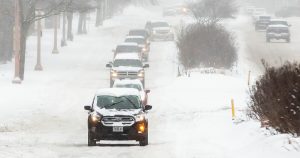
[
  {"left": 268, "top": 19, "right": 290, "bottom": 27},
  {"left": 255, "top": 15, "right": 271, "bottom": 31},
  {"left": 163, "top": 5, "right": 189, "bottom": 16},
  {"left": 106, "top": 53, "right": 149, "bottom": 87},
  {"left": 252, "top": 8, "right": 267, "bottom": 23},
  {"left": 266, "top": 25, "right": 290, "bottom": 43},
  {"left": 113, "top": 79, "right": 150, "bottom": 105},
  {"left": 145, "top": 21, "right": 174, "bottom": 41},
  {"left": 275, "top": 6, "right": 300, "bottom": 17},
  {"left": 113, "top": 43, "right": 141, "bottom": 59},
  {"left": 128, "top": 29, "right": 150, "bottom": 43},
  {"left": 84, "top": 88, "right": 152, "bottom": 146},
  {"left": 124, "top": 36, "right": 150, "bottom": 61}
]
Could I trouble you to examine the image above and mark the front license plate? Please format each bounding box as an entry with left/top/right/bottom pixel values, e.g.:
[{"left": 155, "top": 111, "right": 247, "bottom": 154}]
[{"left": 113, "top": 126, "right": 123, "bottom": 132}]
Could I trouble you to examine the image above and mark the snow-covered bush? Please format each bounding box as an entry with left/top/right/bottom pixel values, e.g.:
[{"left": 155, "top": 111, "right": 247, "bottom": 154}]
[
  {"left": 176, "top": 22, "right": 237, "bottom": 70},
  {"left": 249, "top": 61, "right": 300, "bottom": 136}
]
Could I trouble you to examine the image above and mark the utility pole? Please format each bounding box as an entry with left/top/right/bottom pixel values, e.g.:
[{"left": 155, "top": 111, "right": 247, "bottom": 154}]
[
  {"left": 35, "top": 11, "right": 43, "bottom": 71},
  {"left": 52, "top": 15, "right": 59, "bottom": 54},
  {"left": 12, "top": 0, "right": 22, "bottom": 84},
  {"left": 61, "top": 12, "right": 67, "bottom": 47}
]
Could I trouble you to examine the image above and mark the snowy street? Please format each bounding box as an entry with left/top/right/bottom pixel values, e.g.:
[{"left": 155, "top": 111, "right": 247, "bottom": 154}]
[{"left": 0, "top": 2, "right": 300, "bottom": 158}]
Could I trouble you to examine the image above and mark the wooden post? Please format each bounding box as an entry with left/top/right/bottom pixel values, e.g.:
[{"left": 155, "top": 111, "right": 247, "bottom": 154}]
[{"left": 231, "top": 99, "right": 236, "bottom": 120}]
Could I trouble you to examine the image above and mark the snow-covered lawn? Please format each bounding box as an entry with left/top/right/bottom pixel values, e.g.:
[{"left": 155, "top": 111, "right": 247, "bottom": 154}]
[{"left": 0, "top": 4, "right": 299, "bottom": 158}]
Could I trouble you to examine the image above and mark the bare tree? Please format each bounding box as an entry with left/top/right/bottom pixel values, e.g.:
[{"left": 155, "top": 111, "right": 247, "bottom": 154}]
[{"left": 188, "top": 0, "right": 238, "bottom": 23}]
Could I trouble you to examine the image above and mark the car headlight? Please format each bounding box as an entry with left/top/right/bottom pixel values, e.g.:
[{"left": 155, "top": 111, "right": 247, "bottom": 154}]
[
  {"left": 142, "top": 47, "right": 147, "bottom": 52},
  {"left": 152, "top": 30, "right": 157, "bottom": 34},
  {"left": 135, "top": 114, "right": 145, "bottom": 122},
  {"left": 138, "top": 70, "right": 144, "bottom": 77},
  {"left": 111, "top": 70, "right": 117, "bottom": 77},
  {"left": 90, "top": 113, "right": 101, "bottom": 123}
]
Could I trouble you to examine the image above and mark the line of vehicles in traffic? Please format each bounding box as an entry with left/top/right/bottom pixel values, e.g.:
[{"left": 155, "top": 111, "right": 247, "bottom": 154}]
[
  {"left": 83, "top": 20, "right": 174, "bottom": 146},
  {"left": 246, "top": 6, "right": 292, "bottom": 43}
]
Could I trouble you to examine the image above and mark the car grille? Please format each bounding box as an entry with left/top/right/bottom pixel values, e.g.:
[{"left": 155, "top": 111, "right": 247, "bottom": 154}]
[
  {"left": 101, "top": 116, "right": 135, "bottom": 126},
  {"left": 117, "top": 71, "right": 138, "bottom": 77}
]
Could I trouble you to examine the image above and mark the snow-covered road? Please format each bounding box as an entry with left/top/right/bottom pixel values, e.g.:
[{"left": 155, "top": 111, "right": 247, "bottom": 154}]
[{"left": 0, "top": 5, "right": 299, "bottom": 158}]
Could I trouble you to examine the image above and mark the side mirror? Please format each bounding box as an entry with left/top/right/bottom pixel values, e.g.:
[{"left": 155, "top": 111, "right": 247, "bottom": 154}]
[
  {"left": 106, "top": 63, "right": 112, "bottom": 68},
  {"left": 145, "top": 89, "right": 150, "bottom": 93},
  {"left": 288, "top": 24, "right": 292, "bottom": 27},
  {"left": 145, "top": 105, "right": 152, "bottom": 111},
  {"left": 143, "top": 64, "right": 149, "bottom": 68},
  {"left": 84, "top": 105, "right": 92, "bottom": 111}
]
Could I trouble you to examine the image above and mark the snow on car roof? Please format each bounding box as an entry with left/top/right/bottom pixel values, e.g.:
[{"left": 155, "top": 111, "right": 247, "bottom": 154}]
[
  {"left": 118, "top": 42, "right": 138, "bottom": 46},
  {"left": 268, "top": 24, "right": 289, "bottom": 28},
  {"left": 125, "top": 36, "right": 145, "bottom": 39},
  {"left": 270, "top": 19, "right": 287, "bottom": 22},
  {"left": 113, "top": 79, "right": 143, "bottom": 87},
  {"left": 114, "top": 53, "right": 140, "bottom": 60},
  {"left": 95, "top": 88, "right": 140, "bottom": 97}
]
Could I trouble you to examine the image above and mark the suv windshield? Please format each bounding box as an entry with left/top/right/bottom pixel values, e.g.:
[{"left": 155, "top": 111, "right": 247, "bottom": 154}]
[
  {"left": 125, "top": 38, "right": 145, "bottom": 45},
  {"left": 268, "top": 27, "right": 289, "bottom": 33},
  {"left": 116, "top": 45, "right": 140, "bottom": 52},
  {"left": 96, "top": 95, "right": 141, "bottom": 109},
  {"left": 152, "top": 22, "right": 169, "bottom": 28},
  {"left": 115, "top": 84, "right": 142, "bottom": 91},
  {"left": 269, "top": 21, "right": 288, "bottom": 26},
  {"left": 113, "top": 59, "right": 142, "bottom": 67}
]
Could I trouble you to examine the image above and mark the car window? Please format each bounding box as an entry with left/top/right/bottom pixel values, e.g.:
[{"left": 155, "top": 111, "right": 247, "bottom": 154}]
[
  {"left": 129, "top": 30, "right": 148, "bottom": 37},
  {"left": 113, "top": 59, "right": 142, "bottom": 67},
  {"left": 152, "top": 22, "right": 169, "bottom": 28},
  {"left": 96, "top": 95, "right": 141, "bottom": 109},
  {"left": 125, "top": 38, "right": 145, "bottom": 45},
  {"left": 116, "top": 45, "right": 140, "bottom": 52}
]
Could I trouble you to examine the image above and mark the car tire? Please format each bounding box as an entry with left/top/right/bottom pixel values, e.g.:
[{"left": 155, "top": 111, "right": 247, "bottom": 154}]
[
  {"left": 88, "top": 131, "right": 96, "bottom": 146},
  {"left": 142, "top": 79, "right": 145, "bottom": 88},
  {"left": 139, "top": 131, "right": 148, "bottom": 146}
]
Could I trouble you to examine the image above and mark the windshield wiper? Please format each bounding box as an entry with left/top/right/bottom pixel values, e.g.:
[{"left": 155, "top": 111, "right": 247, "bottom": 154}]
[
  {"left": 122, "top": 96, "right": 138, "bottom": 109},
  {"left": 104, "top": 100, "right": 124, "bottom": 109}
]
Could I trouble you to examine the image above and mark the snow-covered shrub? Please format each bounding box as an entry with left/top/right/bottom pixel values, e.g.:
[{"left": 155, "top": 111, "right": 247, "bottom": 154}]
[
  {"left": 176, "top": 22, "right": 237, "bottom": 70},
  {"left": 249, "top": 61, "right": 300, "bottom": 136}
]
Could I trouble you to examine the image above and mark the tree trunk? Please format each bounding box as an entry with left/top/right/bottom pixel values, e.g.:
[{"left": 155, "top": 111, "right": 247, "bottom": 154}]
[
  {"left": 77, "top": 12, "right": 83, "bottom": 34},
  {"left": 19, "top": 22, "right": 29, "bottom": 80},
  {"left": 67, "top": 11, "right": 73, "bottom": 41},
  {"left": 95, "top": 0, "right": 104, "bottom": 27},
  {"left": 82, "top": 12, "right": 87, "bottom": 34}
]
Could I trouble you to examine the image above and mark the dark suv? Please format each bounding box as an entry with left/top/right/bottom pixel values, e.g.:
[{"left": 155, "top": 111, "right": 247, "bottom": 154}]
[{"left": 84, "top": 88, "right": 152, "bottom": 146}]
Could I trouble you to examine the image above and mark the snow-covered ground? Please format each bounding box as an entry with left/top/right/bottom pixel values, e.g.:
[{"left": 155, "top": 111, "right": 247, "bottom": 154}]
[{"left": 0, "top": 4, "right": 299, "bottom": 158}]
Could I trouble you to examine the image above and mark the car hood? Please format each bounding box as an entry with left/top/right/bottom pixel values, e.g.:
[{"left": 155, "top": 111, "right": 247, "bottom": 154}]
[
  {"left": 112, "top": 66, "right": 142, "bottom": 72},
  {"left": 153, "top": 27, "right": 171, "bottom": 31},
  {"left": 95, "top": 108, "right": 142, "bottom": 117}
]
